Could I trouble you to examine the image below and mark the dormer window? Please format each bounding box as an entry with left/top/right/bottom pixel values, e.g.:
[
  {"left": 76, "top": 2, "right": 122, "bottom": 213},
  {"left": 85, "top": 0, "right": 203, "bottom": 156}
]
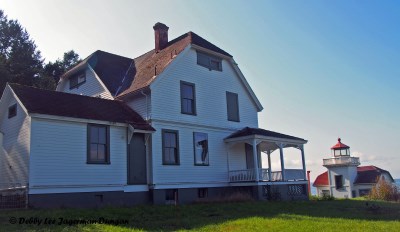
[
  {"left": 69, "top": 72, "right": 86, "bottom": 89},
  {"left": 197, "top": 51, "right": 222, "bottom": 71},
  {"left": 8, "top": 104, "right": 17, "bottom": 118}
]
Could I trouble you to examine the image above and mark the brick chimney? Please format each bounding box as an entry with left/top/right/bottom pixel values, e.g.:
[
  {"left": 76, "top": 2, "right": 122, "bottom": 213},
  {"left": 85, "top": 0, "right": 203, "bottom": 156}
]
[{"left": 153, "top": 22, "right": 169, "bottom": 52}]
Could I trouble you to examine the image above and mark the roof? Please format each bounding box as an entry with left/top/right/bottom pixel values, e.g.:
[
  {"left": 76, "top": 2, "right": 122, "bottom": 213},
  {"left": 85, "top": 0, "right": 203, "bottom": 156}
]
[
  {"left": 116, "top": 31, "right": 232, "bottom": 97},
  {"left": 62, "top": 31, "right": 232, "bottom": 99},
  {"left": 354, "top": 166, "right": 395, "bottom": 184},
  {"left": 313, "top": 165, "right": 395, "bottom": 187},
  {"left": 313, "top": 171, "right": 329, "bottom": 186},
  {"left": 331, "top": 138, "right": 350, "bottom": 150},
  {"left": 62, "top": 32, "right": 232, "bottom": 97},
  {"left": 9, "top": 83, "right": 154, "bottom": 131},
  {"left": 225, "top": 127, "right": 307, "bottom": 142}
]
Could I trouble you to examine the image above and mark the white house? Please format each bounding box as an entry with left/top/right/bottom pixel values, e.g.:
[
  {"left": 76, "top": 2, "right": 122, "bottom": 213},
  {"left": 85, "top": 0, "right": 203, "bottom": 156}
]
[
  {"left": 0, "top": 23, "right": 308, "bottom": 208},
  {"left": 313, "top": 138, "right": 394, "bottom": 198}
]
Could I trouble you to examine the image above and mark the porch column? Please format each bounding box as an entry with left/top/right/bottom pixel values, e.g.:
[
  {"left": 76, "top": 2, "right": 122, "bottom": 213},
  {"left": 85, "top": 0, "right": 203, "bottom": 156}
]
[
  {"left": 252, "top": 139, "right": 260, "bottom": 181},
  {"left": 267, "top": 151, "right": 272, "bottom": 181},
  {"left": 300, "top": 145, "right": 307, "bottom": 180},
  {"left": 278, "top": 143, "right": 286, "bottom": 181}
]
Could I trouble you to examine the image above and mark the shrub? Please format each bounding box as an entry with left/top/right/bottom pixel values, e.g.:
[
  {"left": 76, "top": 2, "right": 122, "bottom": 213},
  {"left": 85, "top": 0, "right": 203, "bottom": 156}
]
[{"left": 367, "top": 178, "right": 399, "bottom": 202}]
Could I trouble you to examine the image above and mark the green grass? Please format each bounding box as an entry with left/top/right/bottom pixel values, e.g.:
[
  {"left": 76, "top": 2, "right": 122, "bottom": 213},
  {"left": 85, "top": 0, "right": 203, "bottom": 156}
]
[{"left": 0, "top": 199, "right": 399, "bottom": 231}]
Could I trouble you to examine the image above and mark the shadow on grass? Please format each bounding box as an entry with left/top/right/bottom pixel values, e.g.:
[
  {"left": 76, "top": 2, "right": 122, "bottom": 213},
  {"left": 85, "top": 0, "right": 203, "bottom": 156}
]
[{"left": 0, "top": 199, "right": 399, "bottom": 231}]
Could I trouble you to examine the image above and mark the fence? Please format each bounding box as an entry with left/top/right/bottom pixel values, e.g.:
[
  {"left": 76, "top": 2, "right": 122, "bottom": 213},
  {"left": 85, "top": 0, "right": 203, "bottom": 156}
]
[{"left": 0, "top": 183, "right": 28, "bottom": 209}]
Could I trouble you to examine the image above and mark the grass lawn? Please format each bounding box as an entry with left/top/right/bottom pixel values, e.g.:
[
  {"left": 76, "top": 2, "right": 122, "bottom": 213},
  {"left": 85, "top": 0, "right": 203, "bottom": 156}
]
[{"left": 0, "top": 199, "right": 399, "bottom": 231}]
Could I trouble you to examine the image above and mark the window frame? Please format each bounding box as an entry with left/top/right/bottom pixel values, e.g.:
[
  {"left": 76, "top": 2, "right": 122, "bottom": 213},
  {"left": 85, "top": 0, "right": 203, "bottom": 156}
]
[
  {"left": 193, "top": 132, "right": 209, "bottom": 166},
  {"left": 87, "top": 124, "right": 110, "bottom": 164},
  {"left": 196, "top": 51, "right": 222, "bottom": 71},
  {"left": 198, "top": 188, "right": 208, "bottom": 198},
  {"left": 180, "top": 81, "right": 196, "bottom": 115},
  {"left": 69, "top": 72, "right": 86, "bottom": 89},
  {"left": 334, "top": 175, "right": 343, "bottom": 189},
  {"left": 8, "top": 104, "right": 17, "bottom": 119},
  {"left": 226, "top": 91, "right": 240, "bottom": 122},
  {"left": 162, "top": 129, "right": 180, "bottom": 165}
]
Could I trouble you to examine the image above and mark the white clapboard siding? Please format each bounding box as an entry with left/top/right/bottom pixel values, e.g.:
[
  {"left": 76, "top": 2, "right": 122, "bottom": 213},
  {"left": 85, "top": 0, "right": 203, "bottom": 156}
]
[
  {"left": 0, "top": 89, "right": 30, "bottom": 188},
  {"left": 29, "top": 118, "right": 127, "bottom": 188},
  {"left": 150, "top": 48, "right": 259, "bottom": 129},
  {"left": 126, "top": 94, "right": 151, "bottom": 120},
  {"left": 151, "top": 121, "right": 246, "bottom": 185},
  {"left": 56, "top": 66, "right": 113, "bottom": 99}
]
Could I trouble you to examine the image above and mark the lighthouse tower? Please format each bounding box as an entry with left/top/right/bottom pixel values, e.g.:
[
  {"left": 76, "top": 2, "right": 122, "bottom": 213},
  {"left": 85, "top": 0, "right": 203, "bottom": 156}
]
[{"left": 323, "top": 138, "right": 360, "bottom": 198}]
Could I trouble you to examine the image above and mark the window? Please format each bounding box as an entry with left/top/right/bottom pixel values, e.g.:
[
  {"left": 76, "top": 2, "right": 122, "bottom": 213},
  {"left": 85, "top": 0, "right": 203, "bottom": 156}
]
[
  {"left": 321, "top": 190, "right": 330, "bottom": 197},
  {"left": 198, "top": 188, "right": 208, "bottom": 198},
  {"left": 8, "top": 104, "right": 17, "bottom": 118},
  {"left": 197, "top": 51, "right": 222, "bottom": 71},
  {"left": 335, "top": 175, "right": 343, "bottom": 189},
  {"left": 166, "top": 189, "right": 178, "bottom": 205},
  {"left": 69, "top": 72, "right": 86, "bottom": 89},
  {"left": 180, "top": 81, "right": 196, "bottom": 115},
  {"left": 162, "top": 130, "right": 179, "bottom": 165},
  {"left": 87, "top": 124, "right": 110, "bottom": 164},
  {"left": 359, "top": 189, "right": 371, "bottom": 197},
  {"left": 226, "top": 92, "right": 239, "bottom": 122},
  {"left": 288, "top": 184, "right": 306, "bottom": 196},
  {"left": 194, "top": 132, "right": 209, "bottom": 165}
]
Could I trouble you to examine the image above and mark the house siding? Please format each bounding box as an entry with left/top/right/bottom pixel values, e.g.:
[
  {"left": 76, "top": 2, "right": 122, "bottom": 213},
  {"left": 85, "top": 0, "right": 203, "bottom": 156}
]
[
  {"left": 0, "top": 88, "right": 30, "bottom": 189},
  {"left": 56, "top": 66, "right": 113, "bottom": 99},
  {"left": 29, "top": 118, "right": 127, "bottom": 193},
  {"left": 150, "top": 47, "right": 258, "bottom": 130},
  {"left": 126, "top": 95, "right": 151, "bottom": 120},
  {"left": 151, "top": 121, "right": 246, "bottom": 186}
]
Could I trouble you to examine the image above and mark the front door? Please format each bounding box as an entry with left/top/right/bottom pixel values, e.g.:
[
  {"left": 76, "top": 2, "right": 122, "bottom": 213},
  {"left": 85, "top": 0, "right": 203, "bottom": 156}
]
[{"left": 128, "top": 133, "right": 147, "bottom": 184}]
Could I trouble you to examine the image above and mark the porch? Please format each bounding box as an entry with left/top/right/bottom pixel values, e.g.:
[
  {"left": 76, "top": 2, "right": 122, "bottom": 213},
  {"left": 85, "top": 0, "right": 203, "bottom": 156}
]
[{"left": 224, "top": 127, "right": 308, "bottom": 183}]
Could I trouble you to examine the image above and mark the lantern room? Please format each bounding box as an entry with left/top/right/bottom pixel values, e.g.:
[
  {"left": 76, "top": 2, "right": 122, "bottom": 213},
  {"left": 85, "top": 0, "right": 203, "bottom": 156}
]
[{"left": 331, "top": 138, "right": 350, "bottom": 157}]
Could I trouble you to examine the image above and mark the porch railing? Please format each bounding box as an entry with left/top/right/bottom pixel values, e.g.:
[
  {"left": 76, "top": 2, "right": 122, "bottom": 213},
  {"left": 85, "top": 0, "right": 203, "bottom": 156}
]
[{"left": 229, "top": 169, "right": 305, "bottom": 182}]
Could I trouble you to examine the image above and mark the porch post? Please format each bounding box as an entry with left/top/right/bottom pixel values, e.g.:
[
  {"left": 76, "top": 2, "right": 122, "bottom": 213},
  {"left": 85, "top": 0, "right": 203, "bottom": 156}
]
[
  {"left": 300, "top": 145, "right": 307, "bottom": 180},
  {"left": 252, "top": 139, "right": 260, "bottom": 181},
  {"left": 267, "top": 151, "right": 272, "bottom": 181},
  {"left": 279, "top": 144, "right": 286, "bottom": 181}
]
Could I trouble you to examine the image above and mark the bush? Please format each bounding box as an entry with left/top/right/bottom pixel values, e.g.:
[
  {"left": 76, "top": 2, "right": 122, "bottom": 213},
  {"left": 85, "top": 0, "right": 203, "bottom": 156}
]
[
  {"left": 309, "top": 195, "right": 335, "bottom": 201},
  {"left": 367, "top": 178, "right": 399, "bottom": 202}
]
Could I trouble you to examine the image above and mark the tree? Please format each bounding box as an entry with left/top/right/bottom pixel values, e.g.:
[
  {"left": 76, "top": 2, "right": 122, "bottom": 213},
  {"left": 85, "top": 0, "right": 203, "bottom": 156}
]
[
  {"left": 43, "top": 50, "right": 81, "bottom": 84},
  {"left": 0, "top": 9, "right": 47, "bottom": 94}
]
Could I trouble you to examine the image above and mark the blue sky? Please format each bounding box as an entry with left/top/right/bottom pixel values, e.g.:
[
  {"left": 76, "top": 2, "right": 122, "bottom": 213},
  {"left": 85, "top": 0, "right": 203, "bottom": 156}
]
[{"left": 1, "top": 0, "right": 399, "bottom": 179}]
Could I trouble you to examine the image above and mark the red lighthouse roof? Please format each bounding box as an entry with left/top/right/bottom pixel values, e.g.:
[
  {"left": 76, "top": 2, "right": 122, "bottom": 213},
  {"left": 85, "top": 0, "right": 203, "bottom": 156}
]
[{"left": 331, "top": 138, "right": 350, "bottom": 150}]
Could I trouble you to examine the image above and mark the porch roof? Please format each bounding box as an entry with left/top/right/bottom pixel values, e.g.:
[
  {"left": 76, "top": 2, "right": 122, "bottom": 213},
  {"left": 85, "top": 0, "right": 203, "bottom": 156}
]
[
  {"left": 224, "top": 127, "right": 307, "bottom": 152},
  {"left": 225, "top": 127, "right": 306, "bottom": 142}
]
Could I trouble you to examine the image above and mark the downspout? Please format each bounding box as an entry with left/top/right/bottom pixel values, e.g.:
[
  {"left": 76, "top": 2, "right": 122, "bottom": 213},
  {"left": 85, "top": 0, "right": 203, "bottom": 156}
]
[{"left": 141, "top": 90, "right": 149, "bottom": 121}]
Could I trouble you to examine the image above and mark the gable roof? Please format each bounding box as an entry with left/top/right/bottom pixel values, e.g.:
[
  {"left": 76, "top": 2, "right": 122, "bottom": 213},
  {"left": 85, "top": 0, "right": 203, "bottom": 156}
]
[
  {"left": 8, "top": 83, "right": 154, "bottom": 131},
  {"left": 225, "top": 127, "right": 307, "bottom": 142},
  {"left": 354, "top": 165, "right": 394, "bottom": 184},
  {"left": 313, "top": 165, "right": 395, "bottom": 187}
]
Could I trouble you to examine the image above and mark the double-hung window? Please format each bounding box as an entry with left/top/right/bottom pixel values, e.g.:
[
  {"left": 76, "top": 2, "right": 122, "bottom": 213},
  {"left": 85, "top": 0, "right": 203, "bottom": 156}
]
[
  {"left": 162, "top": 130, "right": 179, "bottom": 165},
  {"left": 226, "top": 91, "right": 239, "bottom": 122},
  {"left": 87, "top": 124, "right": 110, "bottom": 164},
  {"left": 180, "top": 81, "right": 196, "bottom": 115}
]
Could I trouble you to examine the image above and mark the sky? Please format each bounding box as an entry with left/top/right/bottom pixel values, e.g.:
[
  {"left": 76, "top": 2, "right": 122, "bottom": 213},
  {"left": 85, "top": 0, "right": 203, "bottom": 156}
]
[{"left": 1, "top": 0, "right": 399, "bottom": 180}]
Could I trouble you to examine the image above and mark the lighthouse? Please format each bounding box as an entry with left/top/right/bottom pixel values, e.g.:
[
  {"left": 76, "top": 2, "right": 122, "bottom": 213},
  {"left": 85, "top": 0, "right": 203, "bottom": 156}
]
[{"left": 320, "top": 138, "right": 360, "bottom": 198}]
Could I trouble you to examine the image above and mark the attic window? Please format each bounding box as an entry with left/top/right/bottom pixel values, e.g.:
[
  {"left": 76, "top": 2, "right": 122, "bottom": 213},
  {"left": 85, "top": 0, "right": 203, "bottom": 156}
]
[
  {"left": 197, "top": 51, "right": 222, "bottom": 71},
  {"left": 69, "top": 72, "right": 86, "bottom": 89},
  {"left": 8, "top": 104, "right": 17, "bottom": 118}
]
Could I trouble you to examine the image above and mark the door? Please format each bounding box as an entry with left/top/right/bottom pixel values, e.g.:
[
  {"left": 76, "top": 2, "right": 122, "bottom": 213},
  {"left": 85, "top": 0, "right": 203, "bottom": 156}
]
[{"left": 128, "top": 133, "right": 147, "bottom": 184}]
